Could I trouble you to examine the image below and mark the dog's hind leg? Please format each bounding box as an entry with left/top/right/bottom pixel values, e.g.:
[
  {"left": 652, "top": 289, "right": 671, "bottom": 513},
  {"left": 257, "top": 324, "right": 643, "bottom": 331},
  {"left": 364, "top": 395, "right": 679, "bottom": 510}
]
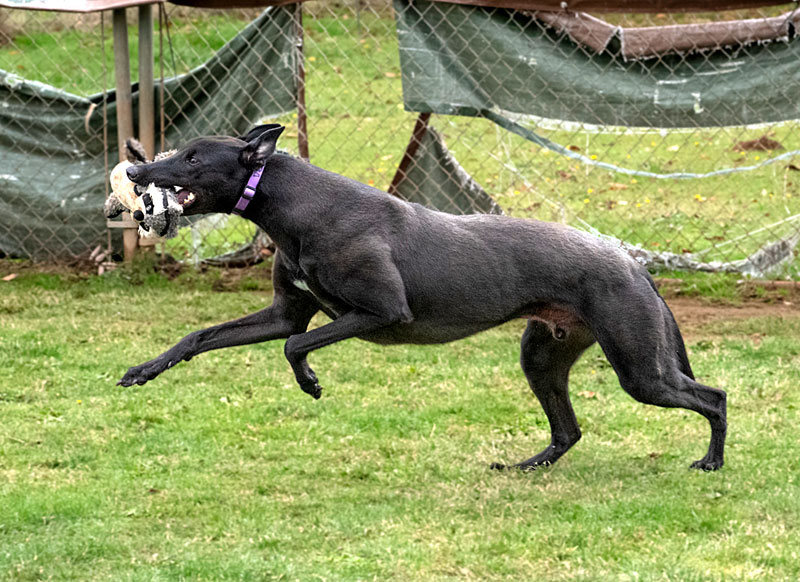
[
  {"left": 492, "top": 317, "right": 595, "bottom": 471},
  {"left": 593, "top": 300, "right": 727, "bottom": 471},
  {"left": 618, "top": 368, "right": 726, "bottom": 471}
]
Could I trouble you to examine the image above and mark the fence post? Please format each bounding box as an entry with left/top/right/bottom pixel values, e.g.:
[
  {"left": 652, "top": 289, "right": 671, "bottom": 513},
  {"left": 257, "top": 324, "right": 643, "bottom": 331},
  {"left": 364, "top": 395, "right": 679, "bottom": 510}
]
[
  {"left": 295, "top": 3, "right": 309, "bottom": 161},
  {"left": 388, "top": 112, "right": 431, "bottom": 198},
  {"left": 112, "top": 8, "right": 138, "bottom": 262},
  {"left": 138, "top": 4, "right": 155, "bottom": 159}
]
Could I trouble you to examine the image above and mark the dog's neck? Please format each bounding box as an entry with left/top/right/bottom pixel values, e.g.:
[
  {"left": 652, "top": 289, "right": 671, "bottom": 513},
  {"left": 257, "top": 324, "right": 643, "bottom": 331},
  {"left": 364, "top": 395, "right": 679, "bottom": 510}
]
[
  {"left": 242, "top": 155, "right": 354, "bottom": 254},
  {"left": 231, "top": 165, "right": 265, "bottom": 216}
]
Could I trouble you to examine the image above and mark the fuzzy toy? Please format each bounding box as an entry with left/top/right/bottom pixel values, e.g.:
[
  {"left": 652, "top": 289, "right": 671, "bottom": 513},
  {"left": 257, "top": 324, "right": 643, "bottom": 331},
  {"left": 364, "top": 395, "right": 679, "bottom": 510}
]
[{"left": 104, "top": 143, "right": 183, "bottom": 239}]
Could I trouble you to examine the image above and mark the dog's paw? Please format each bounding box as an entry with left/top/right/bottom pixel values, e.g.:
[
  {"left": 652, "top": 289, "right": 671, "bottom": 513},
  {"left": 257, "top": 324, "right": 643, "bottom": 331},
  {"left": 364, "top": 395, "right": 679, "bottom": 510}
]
[
  {"left": 689, "top": 458, "right": 723, "bottom": 471},
  {"left": 490, "top": 460, "right": 551, "bottom": 472},
  {"left": 117, "top": 358, "right": 171, "bottom": 387},
  {"left": 299, "top": 380, "right": 323, "bottom": 399}
]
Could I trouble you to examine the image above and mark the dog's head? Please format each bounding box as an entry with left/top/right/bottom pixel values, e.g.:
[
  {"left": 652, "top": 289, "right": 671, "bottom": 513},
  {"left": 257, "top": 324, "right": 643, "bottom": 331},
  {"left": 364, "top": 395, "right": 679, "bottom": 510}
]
[{"left": 125, "top": 124, "right": 285, "bottom": 217}]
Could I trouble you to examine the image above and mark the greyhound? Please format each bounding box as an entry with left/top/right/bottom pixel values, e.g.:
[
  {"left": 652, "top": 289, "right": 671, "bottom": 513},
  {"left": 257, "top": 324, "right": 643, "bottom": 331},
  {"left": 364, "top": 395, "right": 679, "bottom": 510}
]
[{"left": 118, "top": 124, "right": 727, "bottom": 472}]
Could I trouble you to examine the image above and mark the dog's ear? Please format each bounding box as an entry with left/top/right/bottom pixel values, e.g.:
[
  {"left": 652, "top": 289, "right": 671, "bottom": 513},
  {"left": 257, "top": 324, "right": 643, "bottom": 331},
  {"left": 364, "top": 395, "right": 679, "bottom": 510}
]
[
  {"left": 239, "top": 125, "right": 285, "bottom": 170},
  {"left": 238, "top": 124, "right": 284, "bottom": 144}
]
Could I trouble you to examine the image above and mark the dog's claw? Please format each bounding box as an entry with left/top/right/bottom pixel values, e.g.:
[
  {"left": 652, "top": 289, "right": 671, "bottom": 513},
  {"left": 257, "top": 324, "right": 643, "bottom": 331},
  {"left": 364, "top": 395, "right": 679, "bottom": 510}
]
[
  {"left": 299, "top": 380, "right": 322, "bottom": 399},
  {"left": 690, "top": 459, "right": 723, "bottom": 471}
]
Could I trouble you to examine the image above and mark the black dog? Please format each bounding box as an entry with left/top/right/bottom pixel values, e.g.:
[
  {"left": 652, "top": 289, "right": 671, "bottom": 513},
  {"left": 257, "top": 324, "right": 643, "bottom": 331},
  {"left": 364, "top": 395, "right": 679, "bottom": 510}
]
[{"left": 118, "top": 124, "right": 726, "bottom": 471}]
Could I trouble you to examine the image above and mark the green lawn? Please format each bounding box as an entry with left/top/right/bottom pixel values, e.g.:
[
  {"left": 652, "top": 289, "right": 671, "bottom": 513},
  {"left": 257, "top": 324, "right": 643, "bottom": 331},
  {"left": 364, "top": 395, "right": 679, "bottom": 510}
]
[
  {"left": 1, "top": 266, "right": 799, "bottom": 580},
  {"left": 2, "top": 7, "right": 800, "bottom": 580}
]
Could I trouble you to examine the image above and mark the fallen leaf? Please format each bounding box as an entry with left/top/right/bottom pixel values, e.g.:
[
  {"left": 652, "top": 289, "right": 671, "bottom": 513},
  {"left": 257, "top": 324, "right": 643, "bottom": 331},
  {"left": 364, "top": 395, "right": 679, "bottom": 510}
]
[
  {"left": 608, "top": 182, "right": 629, "bottom": 191},
  {"left": 577, "top": 390, "right": 597, "bottom": 399}
]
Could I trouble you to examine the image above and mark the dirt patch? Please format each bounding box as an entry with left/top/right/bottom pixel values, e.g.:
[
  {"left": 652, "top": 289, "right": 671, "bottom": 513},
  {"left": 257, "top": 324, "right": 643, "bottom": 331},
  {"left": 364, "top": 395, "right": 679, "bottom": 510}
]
[{"left": 666, "top": 296, "right": 800, "bottom": 336}]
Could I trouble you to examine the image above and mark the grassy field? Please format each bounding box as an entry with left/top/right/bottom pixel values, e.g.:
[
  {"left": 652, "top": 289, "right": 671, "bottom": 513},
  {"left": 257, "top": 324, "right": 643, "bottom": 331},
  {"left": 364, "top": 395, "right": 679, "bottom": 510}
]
[
  {"left": 2, "top": 7, "right": 800, "bottom": 580},
  {"left": 1, "top": 8, "right": 798, "bottom": 271},
  {"left": 1, "top": 264, "right": 799, "bottom": 581}
]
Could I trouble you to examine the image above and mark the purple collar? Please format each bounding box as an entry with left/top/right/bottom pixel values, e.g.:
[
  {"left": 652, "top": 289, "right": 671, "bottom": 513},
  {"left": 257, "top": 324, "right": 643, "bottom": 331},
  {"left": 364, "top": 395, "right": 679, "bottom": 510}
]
[{"left": 232, "top": 165, "right": 265, "bottom": 216}]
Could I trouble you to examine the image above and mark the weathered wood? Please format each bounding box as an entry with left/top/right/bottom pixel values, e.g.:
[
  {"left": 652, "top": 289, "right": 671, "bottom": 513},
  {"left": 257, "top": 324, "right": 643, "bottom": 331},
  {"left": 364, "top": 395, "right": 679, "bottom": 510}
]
[{"left": 113, "top": 8, "right": 139, "bottom": 262}]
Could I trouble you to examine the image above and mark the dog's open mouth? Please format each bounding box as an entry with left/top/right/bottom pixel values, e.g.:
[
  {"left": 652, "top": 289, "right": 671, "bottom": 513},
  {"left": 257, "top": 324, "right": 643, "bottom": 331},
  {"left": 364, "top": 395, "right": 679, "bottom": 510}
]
[{"left": 175, "top": 187, "right": 197, "bottom": 208}]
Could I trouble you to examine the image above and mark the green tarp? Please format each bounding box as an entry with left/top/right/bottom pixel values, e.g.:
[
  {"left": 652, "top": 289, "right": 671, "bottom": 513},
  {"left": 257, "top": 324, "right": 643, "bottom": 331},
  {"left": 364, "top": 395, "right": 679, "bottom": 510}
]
[
  {"left": 392, "top": 125, "right": 501, "bottom": 215},
  {"left": 0, "top": 6, "right": 297, "bottom": 259},
  {"left": 394, "top": 0, "right": 800, "bottom": 128}
]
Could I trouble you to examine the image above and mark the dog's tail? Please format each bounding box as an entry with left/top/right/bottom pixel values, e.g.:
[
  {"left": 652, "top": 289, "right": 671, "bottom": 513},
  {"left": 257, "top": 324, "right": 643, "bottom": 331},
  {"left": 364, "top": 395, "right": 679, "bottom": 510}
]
[{"left": 646, "top": 274, "right": 695, "bottom": 380}]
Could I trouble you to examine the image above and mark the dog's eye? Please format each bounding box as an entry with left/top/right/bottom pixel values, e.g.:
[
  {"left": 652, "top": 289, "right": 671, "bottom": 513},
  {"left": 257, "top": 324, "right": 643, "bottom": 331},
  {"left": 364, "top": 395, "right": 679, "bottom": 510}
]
[{"left": 187, "top": 155, "right": 199, "bottom": 165}]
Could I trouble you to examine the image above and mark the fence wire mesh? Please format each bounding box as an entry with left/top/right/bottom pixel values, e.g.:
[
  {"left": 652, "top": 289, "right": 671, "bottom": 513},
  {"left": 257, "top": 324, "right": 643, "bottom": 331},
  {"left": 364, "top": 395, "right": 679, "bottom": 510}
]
[{"left": 0, "top": 1, "right": 798, "bottom": 277}]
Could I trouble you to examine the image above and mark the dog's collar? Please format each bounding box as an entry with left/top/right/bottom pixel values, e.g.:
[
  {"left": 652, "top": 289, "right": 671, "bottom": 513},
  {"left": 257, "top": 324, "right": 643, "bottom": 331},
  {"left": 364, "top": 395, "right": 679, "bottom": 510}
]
[{"left": 232, "top": 164, "right": 265, "bottom": 216}]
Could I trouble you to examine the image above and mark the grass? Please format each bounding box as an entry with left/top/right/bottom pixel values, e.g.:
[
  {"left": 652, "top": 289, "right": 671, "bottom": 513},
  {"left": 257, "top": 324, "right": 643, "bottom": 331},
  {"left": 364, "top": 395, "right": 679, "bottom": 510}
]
[
  {"left": 2, "top": 7, "right": 800, "bottom": 579},
  {"left": 1, "top": 264, "right": 800, "bottom": 580},
  {"left": 1, "top": 8, "right": 798, "bottom": 272}
]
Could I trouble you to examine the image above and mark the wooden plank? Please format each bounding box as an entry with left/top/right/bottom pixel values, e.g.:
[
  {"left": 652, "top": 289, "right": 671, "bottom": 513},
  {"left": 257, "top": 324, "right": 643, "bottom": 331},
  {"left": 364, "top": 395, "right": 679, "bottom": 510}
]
[
  {"left": 113, "top": 8, "right": 139, "bottom": 262},
  {"left": 388, "top": 112, "right": 431, "bottom": 198}
]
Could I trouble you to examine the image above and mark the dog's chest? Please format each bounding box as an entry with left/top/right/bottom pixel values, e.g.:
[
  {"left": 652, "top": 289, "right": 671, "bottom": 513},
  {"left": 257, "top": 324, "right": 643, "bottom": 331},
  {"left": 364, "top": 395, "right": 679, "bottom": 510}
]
[
  {"left": 278, "top": 251, "right": 344, "bottom": 317},
  {"left": 292, "top": 279, "right": 311, "bottom": 293},
  {"left": 291, "top": 276, "right": 343, "bottom": 318}
]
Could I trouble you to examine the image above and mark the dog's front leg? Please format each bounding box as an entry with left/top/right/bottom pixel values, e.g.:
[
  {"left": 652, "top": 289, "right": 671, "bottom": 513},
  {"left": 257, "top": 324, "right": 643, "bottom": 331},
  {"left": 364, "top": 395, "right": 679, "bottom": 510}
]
[
  {"left": 117, "top": 295, "right": 318, "bottom": 387},
  {"left": 284, "top": 309, "right": 410, "bottom": 399}
]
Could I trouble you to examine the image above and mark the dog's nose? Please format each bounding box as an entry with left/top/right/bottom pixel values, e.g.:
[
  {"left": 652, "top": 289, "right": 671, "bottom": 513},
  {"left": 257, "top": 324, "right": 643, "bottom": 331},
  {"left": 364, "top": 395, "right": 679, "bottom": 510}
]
[{"left": 126, "top": 165, "right": 141, "bottom": 182}]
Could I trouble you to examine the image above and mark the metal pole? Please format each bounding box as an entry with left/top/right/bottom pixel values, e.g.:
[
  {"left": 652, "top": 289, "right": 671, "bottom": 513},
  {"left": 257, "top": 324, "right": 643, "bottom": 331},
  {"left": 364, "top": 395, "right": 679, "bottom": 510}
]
[{"left": 112, "top": 8, "right": 138, "bottom": 261}]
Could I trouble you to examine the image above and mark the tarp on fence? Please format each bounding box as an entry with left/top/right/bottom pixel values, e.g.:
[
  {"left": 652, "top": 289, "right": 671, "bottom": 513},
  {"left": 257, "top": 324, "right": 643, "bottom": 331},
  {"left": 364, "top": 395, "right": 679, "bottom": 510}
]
[
  {"left": 169, "top": 0, "right": 796, "bottom": 13},
  {"left": 394, "top": 0, "right": 800, "bottom": 128},
  {"left": 0, "top": 6, "right": 296, "bottom": 259},
  {"left": 391, "top": 125, "right": 501, "bottom": 215}
]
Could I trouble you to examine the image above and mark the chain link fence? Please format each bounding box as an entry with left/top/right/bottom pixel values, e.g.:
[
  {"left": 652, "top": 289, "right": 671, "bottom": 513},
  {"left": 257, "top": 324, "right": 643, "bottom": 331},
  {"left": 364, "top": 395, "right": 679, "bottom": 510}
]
[{"left": 1, "top": 1, "right": 798, "bottom": 277}]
